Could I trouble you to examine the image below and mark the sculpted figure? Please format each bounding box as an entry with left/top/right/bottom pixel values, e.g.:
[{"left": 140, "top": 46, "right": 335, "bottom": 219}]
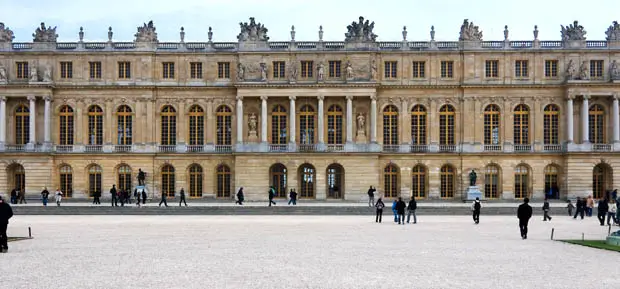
[
  {"left": 346, "top": 61, "right": 354, "bottom": 79},
  {"left": 260, "top": 63, "right": 267, "bottom": 81},
  {"left": 289, "top": 62, "right": 298, "bottom": 81},
  {"left": 566, "top": 60, "right": 576, "bottom": 80},
  {"left": 29, "top": 66, "right": 38, "bottom": 82},
  {"left": 610, "top": 60, "right": 619, "bottom": 80},
  {"left": 579, "top": 61, "right": 589, "bottom": 80},
  {"left": 248, "top": 113, "right": 258, "bottom": 132},
  {"left": 469, "top": 170, "right": 477, "bottom": 186},
  {"left": 357, "top": 113, "right": 365, "bottom": 131},
  {"left": 370, "top": 59, "right": 377, "bottom": 80},
  {"left": 43, "top": 65, "right": 52, "bottom": 82},
  {"left": 0, "top": 66, "right": 7, "bottom": 82},
  {"left": 237, "top": 63, "right": 245, "bottom": 81},
  {"left": 317, "top": 62, "right": 325, "bottom": 81}
]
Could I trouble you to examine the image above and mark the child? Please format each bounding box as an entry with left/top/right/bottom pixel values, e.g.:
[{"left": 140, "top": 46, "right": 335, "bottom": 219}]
[{"left": 566, "top": 199, "right": 575, "bottom": 216}]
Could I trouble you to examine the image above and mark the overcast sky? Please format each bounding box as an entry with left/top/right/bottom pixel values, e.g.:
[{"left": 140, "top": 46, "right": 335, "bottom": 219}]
[{"left": 0, "top": 0, "right": 619, "bottom": 42}]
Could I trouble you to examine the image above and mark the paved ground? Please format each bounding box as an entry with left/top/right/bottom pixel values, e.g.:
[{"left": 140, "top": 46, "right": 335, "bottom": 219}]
[{"left": 2, "top": 215, "right": 618, "bottom": 289}]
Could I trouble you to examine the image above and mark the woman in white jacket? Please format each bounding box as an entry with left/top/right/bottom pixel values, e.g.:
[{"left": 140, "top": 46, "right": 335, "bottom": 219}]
[
  {"left": 54, "top": 188, "right": 63, "bottom": 207},
  {"left": 607, "top": 200, "right": 617, "bottom": 225}
]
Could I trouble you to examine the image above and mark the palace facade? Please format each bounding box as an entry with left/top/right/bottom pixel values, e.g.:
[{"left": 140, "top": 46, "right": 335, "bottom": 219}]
[{"left": 1, "top": 18, "right": 620, "bottom": 201}]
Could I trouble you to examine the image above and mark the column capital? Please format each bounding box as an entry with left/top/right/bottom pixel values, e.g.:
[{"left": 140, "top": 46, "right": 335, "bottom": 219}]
[
  {"left": 236, "top": 95, "right": 244, "bottom": 101},
  {"left": 289, "top": 95, "right": 297, "bottom": 101},
  {"left": 613, "top": 93, "right": 620, "bottom": 101},
  {"left": 0, "top": 96, "right": 6, "bottom": 102},
  {"left": 27, "top": 95, "right": 36, "bottom": 102},
  {"left": 345, "top": 95, "right": 354, "bottom": 101},
  {"left": 583, "top": 94, "right": 591, "bottom": 100},
  {"left": 260, "top": 95, "right": 268, "bottom": 101},
  {"left": 317, "top": 95, "right": 324, "bottom": 101},
  {"left": 370, "top": 94, "right": 377, "bottom": 101},
  {"left": 44, "top": 95, "right": 52, "bottom": 102},
  {"left": 567, "top": 94, "right": 576, "bottom": 101}
]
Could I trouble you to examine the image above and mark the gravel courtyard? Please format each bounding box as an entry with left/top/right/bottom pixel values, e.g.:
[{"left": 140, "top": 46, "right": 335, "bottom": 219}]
[{"left": 2, "top": 215, "right": 618, "bottom": 289}]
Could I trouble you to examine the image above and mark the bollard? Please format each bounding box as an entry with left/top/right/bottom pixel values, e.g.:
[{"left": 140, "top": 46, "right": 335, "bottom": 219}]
[
  {"left": 550, "top": 228, "right": 554, "bottom": 240},
  {"left": 582, "top": 233, "right": 584, "bottom": 241},
  {"left": 28, "top": 227, "right": 32, "bottom": 239},
  {"left": 609, "top": 224, "right": 612, "bottom": 236}
]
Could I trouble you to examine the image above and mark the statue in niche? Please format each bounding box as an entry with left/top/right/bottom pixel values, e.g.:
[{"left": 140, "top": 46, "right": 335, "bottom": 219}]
[
  {"left": 43, "top": 65, "right": 52, "bottom": 82},
  {"left": 260, "top": 63, "right": 267, "bottom": 81},
  {"left": 469, "top": 170, "right": 477, "bottom": 186},
  {"left": 317, "top": 62, "right": 325, "bottom": 81},
  {"left": 579, "top": 61, "right": 589, "bottom": 80},
  {"left": 237, "top": 63, "right": 245, "bottom": 81},
  {"left": 566, "top": 60, "right": 576, "bottom": 80},
  {"left": 346, "top": 61, "right": 354, "bottom": 79},
  {"left": 0, "top": 66, "right": 7, "bottom": 83},
  {"left": 289, "top": 62, "right": 298, "bottom": 82},
  {"left": 248, "top": 113, "right": 258, "bottom": 133},
  {"left": 370, "top": 58, "right": 377, "bottom": 80},
  {"left": 357, "top": 113, "right": 365, "bottom": 132},
  {"left": 610, "top": 60, "right": 619, "bottom": 80},
  {"left": 29, "top": 66, "right": 38, "bottom": 82}
]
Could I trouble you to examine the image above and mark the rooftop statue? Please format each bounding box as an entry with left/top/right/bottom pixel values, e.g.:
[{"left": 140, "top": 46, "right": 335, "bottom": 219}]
[
  {"left": 606, "top": 21, "right": 620, "bottom": 41},
  {"left": 237, "top": 17, "right": 269, "bottom": 42},
  {"left": 345, "top": 16, "right": 377, "bottom": 42},
  {"left": 32, "top": 22, "right": 58, "bottom": 42},
  {"left": 561, "top": 20, "right": 586, "bottom": 41},
  {"left": 0, "top": 22, "right": 15, "bottom": 43},
  {"left": 459, "top": 19, "right": 483, "bottom": 41},
  {"left": 135, "top": 20, "right": 158, "bottom": 42}
]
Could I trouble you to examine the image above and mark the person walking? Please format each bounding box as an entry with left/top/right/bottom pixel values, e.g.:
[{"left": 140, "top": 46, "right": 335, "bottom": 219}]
[
  {"left": 375, "top": 197, "right": 385, "bottom": 223},
  {"left": 573, "top": 197, "right": 585, "bottom": 219},
  {"left": 586, "top": 195, "right": 594, "bottom": 217},
  {"left": 40, "top": 187, "right": 50, "bottom": 207},
  {"left": 110, "top": 185, "right": 118, "bottom": 207},
  {"left": 471, "top": 197, "right": 481, "bottom": 224},
  {"left": 135, "top": 189, "right": 141, "bottom": 207},
  {"left": 517, "top": 197, "right": 533, "bottom": 240},
  {"left": 566, "top": 200, "right": 575, "bottom": 216},
  {"left": 17, "top": 187, "right": 26, "bottom": 204},
  {"left": 93, "top": 189, "right": 101, "bottom": 205},
  {"left": 119, "top": 189, "right": 126, "bottom": 207},
  {"left": 396, "top": 197, "right": 406, "bottom": 225},
  {"left": 236, "top": 187, "right": 244, "bottom": 205},
  {"left": 367, "top": 186, "right": 376, "bottom": 207},
  {"left": 542, "top": 198, "right": 552, "bottom": 221},
  {"left": 391, "top": 199, "right": 398, "bottom": 223},
  {"left": 288, "top": 189, "right": 297, "bottom": 206},
  {"left": 179, "top": 188, "right": 187, "bottom": 207},
  {"left": 606, "top": 199, "right": 617, "bottom": 225},
  {"left": 141, "top": 190, "right": 147, "bottom": 205},
  {"left": 597, "top": 198, "right": 609, "bottom": 226},
  {"left": 10, "top": 188, "right": 17, "bottom": 204},
  {"left": 268, "top": 186, "right": 276, "bottom": 207},
  {"left": 0, "top": 196, "right": 14, "bottom": 253},
  {"left": 158, "top": 192, "right": 168, "bottom": 207},
  {"left": 54, "top": 188, "right": 63, "bottom": 206},
  {"left": 406, "top": 197, "right": 417, "bottom": 224}
]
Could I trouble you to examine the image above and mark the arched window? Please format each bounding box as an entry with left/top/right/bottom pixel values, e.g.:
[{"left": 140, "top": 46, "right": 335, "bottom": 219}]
[
  {"left": 326, "top": 164, "right": 344, "bottom": 199},
  {"left": 117, "top": 105, "right": 132, "bottom": 145},
  {"left": 59, "top": 165, "right": 73, "bottom": 198},
  {"left": 59, "top": 105, "right": 74, "bottom": 145},
  {"left": 593, "top": 164, "right": 612, "bottom": 199},
  {"left": 440, "top": 165, "right": 455, "bottom": 198},
  {"left": 484, "top": 165, "right": 500, "bottom": 199},
  {"left": 216, "top": 165, "right": 231, "bottom": 198},
  {"left": 439, "top": 105, "right": 455, "bottom": 145},
  {"left": 161, "top": 105, "right": 177, "bottom": 146},
  {"left": 188, "top": 164, "right": 203, "bottom": 198},
  {"left": 161, "top": 165, "right": 175, "bottom": 197},
  {"left": 188, "top": 105, "right": 204, "bottom": 146},
  {"left": 543, "top": 105, "right": 559, "bottom": 145},
  {"left": 216, "top": 106, "right": 232, "bottom": 146},
  {"left": 514, "top": 165, "right": 529, "bottom": 199},
  {"left": 544, "top": 165, "right": 560, "bottom": 199},
  {"left": 411, "top": 165, "right": 426, "bottom": 198},
  {"left": 88, "top": 165, "right": 102, "bottom": 197},
  {"left": 484, "top": 105, "right": 500, "bottom": 145},
  {"left": 9, "top": 164, "right": 25, "bottom": 195},
  {"left": 411, "top": 105, "right": 426, "bottom": 145},
  {"left": 589, "top": 104, "right": 605, "bottom": 144},
  {"left": 327, "top": 105, "right": 343, "bottom": 145},
  {"left": 299, "top": 105, "right": 315, "bottom": 145},
  {"left": 299, "top": 164, "right": 316, "bottom": 198},
  {"left": 117, "top": 165, "right": 131, "bottom": 193},
  {"left": 513, "top": 104, "right": 529, "bottom": 145},
  {"left": 383, "top": 105, "right": 399, "bottom": 145},
  {"left": 383, "top": 164, "right": 399, "bottom": 198},
  {"left": 88, "top": 105, "right": 103, "bottom": 145},
  {"left": 271, "top": 105, "right": 287, "bottom": 145},
  {"left": 270, "top": 163, "right": 287, "bottom": 198},
  {"left": 15, "top": 104, "right": 30, "bottom": 145}
]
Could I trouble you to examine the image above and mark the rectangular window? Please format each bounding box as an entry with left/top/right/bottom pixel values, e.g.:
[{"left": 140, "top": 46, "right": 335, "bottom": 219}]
[
  {"left": 440, "top": 61, "right": 453, "bottom": 78},
  {"left": 544, "top": 60, "right": 558, "bottom": 78},
  {"left": 162, "top": 62, "right": 175, "bottom": 79},
  {"left": 89, "top": 62, "right": 102, "bottom": 79},
  {"left": 16, "top": 62, "right": 28, "bottom": 79},
  {"left": 60, "top": 61, "right": 73, "bottom": 79},
  {"left": 272, "top": 61, "right": 285, "bottom": 79},
  {"left": 515, "top": 60, "right": 528, "bottom": 78},
  {"left": 190, "top": 62, "right": 202, "bottom": 79},
  {"left": 485, "top": 60, "right": 499, "bottom": 78},
  {"left": 118, "top": 62, "right": 131, "bottom": 79},
  {"left": 301, "top": 61, "right": 313, "bottom": 78},
  {"left": 329, "top": 61, "right": 341, "bottom": 78},
  {"left": 384, "top": 61, "right": 397, "bottom": 79},
  {"left": 412, "top": 61, "right": 425, "bottom": 78},
  {"left": 590, "top": 60, "right": 604, "bottom": 78},
  {"left": 218, "top": 62, "right": 230, "bottom": 79}
]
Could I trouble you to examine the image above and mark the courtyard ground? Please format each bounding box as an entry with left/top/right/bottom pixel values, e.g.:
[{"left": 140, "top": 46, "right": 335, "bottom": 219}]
[{"left": 1, "top": 215, "right": 618, "bottom": 289}]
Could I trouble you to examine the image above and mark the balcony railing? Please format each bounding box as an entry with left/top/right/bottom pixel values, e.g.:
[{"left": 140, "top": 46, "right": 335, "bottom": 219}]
[
  {"left": 409, "top": 144, "right": 428, "bottom": 153},
  {"left": 187, "top": 145, "right": 204, "bottom": 153},
  {"left": 438, "top": 144, "right": 457, "bottom": 152},
  {"left": 298, "top": 144, "right": 317, "bottom": 152},
  {"left": 383, "top": 145, "right": 400, "bottom": 152},
  {"left": 214, "top": 145, "right": 232, "bottom": 153},
  {"left": 484, "top": 144, "right": 502, "bottom": 152},
  {"left": 114, "top": 145, "right": 132, "bottom": 153},
  {"left": 84, "top": 145, "right": 103, "bottom": 153},
  {"left": 5, "top": 144, "right": 25, "bottom": 152},
  {"left": 158, "top": 145, "right": 176, "bottom": 153},
  {"left": 269, "top": 144, "right": 288, "bottom": 152},
  {"left": 326, "top": 144, "right": 344, "bottom": 152},
  {"left": 55, "top": 145, "right": 74, "bottom": 153},
  {"left": 513, "top": 144, "right": 532, "bottom": 152},
  {"left": 543, "top": 144, "right": 563, "bottom": 152},
  {"left": 592, "top": 143, "right": 612, "bottom": 151}
]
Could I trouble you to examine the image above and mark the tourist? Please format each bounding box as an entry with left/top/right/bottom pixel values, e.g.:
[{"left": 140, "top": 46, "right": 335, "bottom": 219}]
[
  {"left": 288, "top": 189, "right": 297, "bottom": 206},
  {"left": 119, "top": 189, "right": 126, "bottom": 207},
  {"left": 54, "top": 188, "right": 63, "bottom": 206},
  {"left": 40, "top": 187, "right": 50, "bottom": 207},
  {"left": 471, "top": 197, "right": 481, "bottom": 224},
  {"left": 606, "top": 199, "right": 617, "bottom": 225},
  {"left": 158, "top": 192, "right": 168, "bottom": 207},
  {"left": 566, "top": 200, "right": 575, "bottom": 216},
  {"left": 235, "top": 187, "right": 244, "bottom": 205},
  {"left": 396, "top": 197, "right": 406, "bottom": 225},
  {"left": 517, "top": 197, "right": 533, "bottom": 240},
  {"left": 179, "top": 188, "right": 187, "bottom": 207},
  {"left": 17, "top": 187, "right": 26, "bottom": 204},
  {"left": 0, "top": 196, "right": 14, "bottom": 253},
  {"left": 375, "top": 197, "right": 385, "bottom": 223},
  {"left": 573, "top": 197, "right": 585, "bottom": 219},
  {"left": 391, "top": 199, "right": 398, "bottom": 223},
  {"left": 141, "top": 190, "right": 147, "bottom": 205},
  {"left": 93, "top": 189, "right": 101, "bottom": 205},
  {"left": 268, "top": 186, "right": 276, "bottom": 207},
  {"left": 367, "top": 186, "right": 376, "bottom": 207},
  {"left": 406, "top": 197, "right": 417, "bottom": 224},
  {"left": 9, "top": 188, "right": 17, "bottom": 204},
  {"left": 586, "top": 195, "right": 594, "bottom": 217},
  {"left": 597, "top": 198, "right": 608, "bottom": 226},
  {"left": 124, "top": 189, "right": 131, "bottom": 204},
  {"left": 135, "top": 189, "right": 141, "bottom": 207},
  {"left": 542, "top": 198, "right": 552, "bottom": 221},
  {"left": 110, "top": 185, "right": 118, "bottom": 207}
]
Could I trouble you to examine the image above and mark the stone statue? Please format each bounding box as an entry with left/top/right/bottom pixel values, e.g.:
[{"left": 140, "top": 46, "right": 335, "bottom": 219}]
[
  {"left": 579, "top": 61, "right": 589, "bottom": 80},
  {"left": 346, "top": 61, "right": 354, "bottom": 79},
  {"left": 0, "top": 22, "right": 15, "bottom": 43},
  {"left": 370, "top": 59, "right": 377, "bottom": 80},
  {"left": 289, "top": 62, "right": 298, "bottom": 82},
  {"left": 29, "top": 66, "right": 38, "bottom": 82},
  {"left": 237, "top": 17, "right": 269, "bottom": 42},
  {"left": 606, "top": 21, "right": 620, "bottom": 41},
  {"left": 459, "top": 19, "right": 483, "bottom": 41},
  {"left": 137, "top": 169, "right": 146, "bottom": 186},
  {"left": 469, "top": 170, "right": 477, "bottom": 186},
  {"left": 0, "top": 66, "right": 7, "bottom": 83},
  {"left": 32, "top": 22, "right": 58, "bottom": 42},
  {"left": 237, "top": 63, "right": 245, "bottom": 81},
  {"left": 566, "top": 60, "right": 576, "bottom": 80},
  {"left": 43, "top": 65, "right": 52, "bottom": 82},
  {"left": 248, "top": 113, "right": 258, "bottom": 133},
  {"left": 561, "top": 20, "right": 586, "bottom": 41},
  {"left": 611, "top": 60, "right": 620, "bottom": 80},
  {"left": 317, "top": 62, "right": 325, "bottom": 81},
  {"left": 344, "top": 16, "right": 378, "bottom": 42},
  {"left": 260, "top": 63, "right": 267, "bottom": 81},
  {"left": 357, "top": 113, "right": 365, "bottom": 132},
  {"left": 135, "top": 20, "right": 158, "bottom": 42}
]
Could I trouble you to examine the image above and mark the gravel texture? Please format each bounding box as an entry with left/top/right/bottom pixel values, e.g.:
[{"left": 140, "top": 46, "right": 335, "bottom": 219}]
[{"left": 1, "top": 215, "right": 618, "bottom": 289}]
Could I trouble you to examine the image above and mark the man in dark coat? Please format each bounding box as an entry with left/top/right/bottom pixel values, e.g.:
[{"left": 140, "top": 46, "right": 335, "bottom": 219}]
[
  {"left": 406, "top": 197, "right": 417, "bottom": 224},
  {"left": 110, "top": 185, "right": 118, "bottom": 207},
  {"left": 179, "top": 188, "right": 187, "bottom": 207},
  {"left": 367, "top": 186, "right": 376, "bottom": 207},
  {"left": 517, "top": 198, "right": 533, "bottom": 240},
  {"left": 268, "top": 186, "right": 276, "bottom": 207},
  {"left": 288, "top": 189, "right": 297, "bottom": 206},
  {"left": 235, "top": 187, "right": 244, "bottom": 205},
  {"left": 597, "top": 198, "right": 609, "bottom": 226},
  {"left": 41, "top": 187, "right": 50, "bottom": 207},
  {"left": 158, "top": 192, "right": 169, "bottom": 207},
  {"left": 573, "top": 197, "right": 585, "bottom": 219},
  {"left": 10, "top": 189, "right": 17, "bottom": 204},
  {"left": 396, "top": 197, "right": 407, "bottom": 225},
  {"left": 0, "top": 196, "right": 14, "bottom": 253}
]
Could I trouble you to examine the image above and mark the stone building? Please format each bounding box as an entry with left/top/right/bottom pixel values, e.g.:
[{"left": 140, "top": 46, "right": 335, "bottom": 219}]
[{"left": 0, "top": 18, "right": 620, "bottom": 201}]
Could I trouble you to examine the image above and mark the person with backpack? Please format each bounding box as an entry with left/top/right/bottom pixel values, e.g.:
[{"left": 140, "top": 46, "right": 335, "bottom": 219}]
[
  {"left": 542, "top": 198, "right": 552, "bottom": 221},
  {"left": 517, "top": 198, "right": 533, "bottom": 239},
  {"left": 110, "top": 185, "right": 118, "bottom": 207},
  {"left": 406, "top": 197, "right": 417, "bottom": 224},
  {"left": 288, "top": 189, "right": 297, "bottom": 206},
  {"left": 236, "top": 187, "right": 244, "bottom": 205},
  {"left": 367, "top": 186, "right": 376, "bottom": 207},
  {"left": 93, "top": 189, "right": 101, "bottom": 205},
  {"left": 396, "top": 197, "right": 406, "bottom": 225},
  {"left": 375, "top": 197, "right": 385, "bottom": 223},
  {"left": 471, "top": 197, "right": 481, "bottom": 224},
  {"left": 597, "top": 198, "right": 609, "bottom": 226},
  {"left": 40, "top": 187, "right": 50, "bottom": 207},
  {"left": 268, "top": 186, "right": 276, "bottom": 207},
  {"left": 573, "top": 197, "right": 585, "bottom": 219}
]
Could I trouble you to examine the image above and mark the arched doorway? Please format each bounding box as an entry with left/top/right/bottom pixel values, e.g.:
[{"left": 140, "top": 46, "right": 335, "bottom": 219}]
[
  {"left": 593, "top": 164, "right": 612, "bottom": 199},
  {"left": 484, "top": 165, "right": 501, "bottom": 199},
  {"left": 411, "top": 165, "right": 426, "bottom": 198},
  {"left": 383, "top": 164, "right": 399, "bottom": 198},
  {"left": 269, "top": 163, "right": 287, "bottom": 198},
  {"left": 188, "top": 164, "right": 203, "bottom": 198},
  {"left": 298, "top": 164, "right": 315, "bottom": 199},
  {"left": 326, "top": 164, "right": 344, "bottom": 199},
  {"left": 544, "top": 165, "right": 560, "bottom": 199},
  {"left": 7, "top": 164, "right": 25, "bottom": 195},
  {"left": 216, "top": 164, "right": 231, "bottom": 198},
  {"left": 88, "top": 165, "right": 103, "bottom": 197},
  {"left": 440, "top": 165, "right": 455, "bottom": 199}
]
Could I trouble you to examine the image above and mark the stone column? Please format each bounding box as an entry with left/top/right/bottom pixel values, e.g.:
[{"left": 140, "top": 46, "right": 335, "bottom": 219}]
[
  {"left": 346, "top": 95, "right": 353, "bottom": 143},
  {"left": 317, "top": 95, "right": 325, "bottom": 145},
  {"left": 261, "top": 96, "right": 268, "bottom": 143},
  {"left": 205, "top": 100, "right": 214, "bottom": 145},
  {"left": 566, "top": 96, "right": 574, "bottom": 143},
  {"left": 401, "top": 97, "right": 411, "bottom": 144},
  {"left": 44, "top": 95, "right": 51, "bottom": 144},
  {"left": 613, "top": 94, "right": 619, "bottom": 143},
  {"left": 289, "top": 96, "right": 296, "bottom": 143},
  {"left": 27, "top": 95, "right": 36, "bottom": 147},
  {"left": 236, "top": 96, "right": 243, "bottom": 144},
  {"left": 370, "top": 94, "right": 377, "bottom": 143},
  {"left": 0, "top": 96, "right": 6, "bottom": 146},
  {"left": 581, "top": 94, "right": 589, "bottom": 143}
]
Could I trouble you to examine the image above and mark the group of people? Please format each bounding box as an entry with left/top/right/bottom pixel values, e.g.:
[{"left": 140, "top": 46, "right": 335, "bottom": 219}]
[
  {"left": 372, "top": 195, "right": 418, "bottom": 225},
  {"left": 39, "top": 187, "right": 64, "bottom": 207},
  {"left": 233, "top": 186, "right": 299, "bottom": 207},
  {"left": 568, "top": 192, "right": 620, "bottom": 226}
]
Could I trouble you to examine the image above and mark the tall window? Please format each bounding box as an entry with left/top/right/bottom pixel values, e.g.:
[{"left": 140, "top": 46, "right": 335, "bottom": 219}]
[
  {"left": 411, "top": 165, "right": 426, "bottom": 198},
  {"left": 301, "top": 61, "right": 313, "bottom": 78},
  {"left": 272, "top": 61, "right": 285, "bottom": 79},
  {"left": 59, "top": 105, "right": 74, "bottom": 145},
  {"left": 88, "top": 165, "right": 102, "bottom": 197},
  {"left": 299, "top": 164, "right": 315, "bottom": 198},
  {"left": 411, "top": 105, "right": 426, "bottom": 145},
  {"left": 440, "top": 165, "right": 455, "bottom": 199},
  {"left": 514, "top": 165, "right": 529, "bottom": 199},
  {"left": 589, "top": 104, "right": 605, "bottom": 143},
  {"left": 326, "top": 164, "right": 344, "bottom": 199},
  {"left": 117, "top": 105, "right": 132, "bottom": 145},
  {"left": 593, "top": 164, "right": 610, "bottom": 199},
  {"left": 188, "top": 105, "right": 204, "bottom": 146},
  {"left": 270, "top": 164, "right": 287, "bottom": 198},
  {"left": 544, "top": 60, "right": 558, "bottom": 78},
  {"left": 484, "top": 165, "right": 500, "bottom": 199},
  {"left": 161, "top": 105, "right": 177, "bottom": 146},
  {"left": 161, "top": 165, "right": 175, "bottom": 197},
  {"left": 188, "top": 164, "right": 203, "bottom": 198},
  {"left": 484, "top": 105, "right": 500, "bottom": 145},
  {"left": 117, "top": 165, "right": 131, "bottom": 193},
  {"left": 217, "top": 62, "right": 230, "bottom": 79},
  {"left": 11, "top": 165, "right": 25, "bottom": 194},
  {"left": 216, "top": 165, "right": 231, "bottom": 198},
  {"left": 590, "top": 60, "right": 604, "bottom": 79},
  {"left": 544, "top": 165, "right": 560, "bottom": 199},
  {"left": 88, "top": 106, "right": 103, "bottom": 145},
  {"left": 384, "top": 61, "right": 397, "bottom": 79},
  {"left": 328, "top": 61, "right": 341, "bottom": 78},
  {"left": 439, "top": 105, "right": 455, "bottom": 145},
  {"left": 118, "top": 61, "right": 131, "bottom": 79},
  {"left": 299, "top": 105, "right": 315, "bottom": 145},
  {"left": 412, "top": 61, "right": 425, "bottom": 78},
  {"left": 383, "top": 164, "right": 399, "bottom": 198},
  {"left": 216, "top": 106, "right": 232, "bottom": 145},
  {"left": 190, "top": 62, "right": 202, "bottom": 79},
  {"left": 440, "top": 61, "right": 454, "bottom": 78},
  {"left": 383, "top": 105, "right": 399, "bottom": 145},
  {"left": 15, "top": 104, "right": 29, "bottom": 145},
  {"left": 543, "top": 104, "right": 559, "bottom": 145},
  {"left": 485, "top": 60, "right": 498, "bottom": 78},
  {"left": 59, "top": 165, "right": 73, "bottom": 198},
  {"left": 513, "top": 104, "right": 529, "bottom": 145},
  {"left": 60, "top": 61, "right": 73, "bottom": 79},
  {"left": 515, "top": 60, "right": 528, "bottom": 78},
  {"left": 271, "top": 105, "right": 287, "bottom": 144},
  {"left": 89, "top": 61, "right": 102, "bottom": 79},
  {"left": 327, "top": 105, "right": 343, "bottom": 145},
  {"left": 16, "top": 62, "right": 28, "bottom": 79},
  {"left": 162, "top": 62, "right": 175, "bottom": 79}
]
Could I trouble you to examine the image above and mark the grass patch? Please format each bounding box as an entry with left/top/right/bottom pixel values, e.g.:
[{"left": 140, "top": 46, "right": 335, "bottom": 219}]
[
  {"left": 559, "top": 239, "right": 620, "bottom": 252},
  {"left": 7, "top": 237, "right": 30, "bottom": 242}
]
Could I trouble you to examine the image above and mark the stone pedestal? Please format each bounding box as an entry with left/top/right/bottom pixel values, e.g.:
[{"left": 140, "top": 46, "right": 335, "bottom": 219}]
[
  {"left": 247, "top": 131, "right": 259, "bottom": 142},
  {"left": 466, "top": 186, "right": 482, "bottom": 201},
  {"left": 355, "top": 131, "right": 367, "bottom": 143}
]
